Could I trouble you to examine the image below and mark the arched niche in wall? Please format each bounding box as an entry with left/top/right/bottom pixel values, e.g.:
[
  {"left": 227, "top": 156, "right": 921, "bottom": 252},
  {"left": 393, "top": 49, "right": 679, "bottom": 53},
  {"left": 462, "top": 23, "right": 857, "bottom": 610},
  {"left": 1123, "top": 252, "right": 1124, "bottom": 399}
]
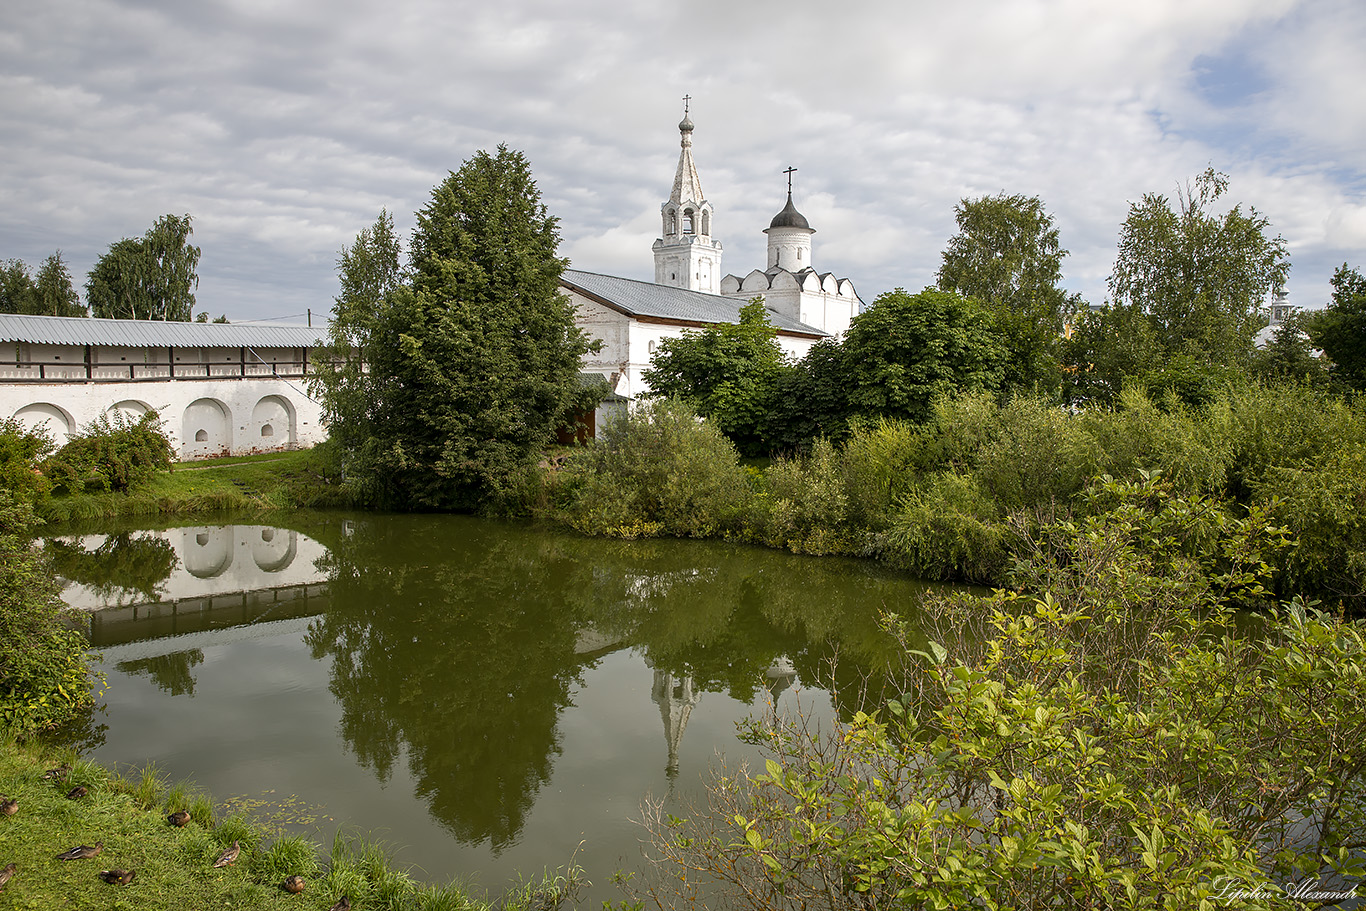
[
  {"left": 251, "top": 395, "right": 296, "bottom": 450},
  {"left": 12, "top": 402, "right": 75, "bottom": 442},
  {"left": 181, "top": 398, "right": 231, "bottom": 460},
  {"left": 108, "top": 400, "right": 152, "bottom": 422},
  {"left": 181, "top": 526, "right": 233, "bottom": 579}
]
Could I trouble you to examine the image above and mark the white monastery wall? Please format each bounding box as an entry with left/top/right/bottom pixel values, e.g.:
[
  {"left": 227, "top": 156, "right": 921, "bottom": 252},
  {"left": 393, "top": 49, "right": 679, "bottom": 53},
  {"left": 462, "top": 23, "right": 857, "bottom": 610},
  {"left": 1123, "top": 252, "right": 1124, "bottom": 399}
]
[{"left": 2, "top": 375, "right": 324, "bottom": 460}]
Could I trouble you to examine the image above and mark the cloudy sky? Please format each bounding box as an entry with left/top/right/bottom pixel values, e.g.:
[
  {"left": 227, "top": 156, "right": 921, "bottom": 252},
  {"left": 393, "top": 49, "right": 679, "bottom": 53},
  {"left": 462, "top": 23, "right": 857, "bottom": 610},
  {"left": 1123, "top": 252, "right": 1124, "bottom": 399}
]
[{"left": 2, "top": 0, "right": 1362, "bottom": 324}]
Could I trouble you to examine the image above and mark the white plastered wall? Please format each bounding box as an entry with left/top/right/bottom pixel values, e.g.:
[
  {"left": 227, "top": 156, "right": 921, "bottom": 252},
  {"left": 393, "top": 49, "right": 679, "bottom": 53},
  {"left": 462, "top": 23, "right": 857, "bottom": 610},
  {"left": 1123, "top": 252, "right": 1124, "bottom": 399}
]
[{"left": 1, "top": 376, "right": 324, "bottom": 460}]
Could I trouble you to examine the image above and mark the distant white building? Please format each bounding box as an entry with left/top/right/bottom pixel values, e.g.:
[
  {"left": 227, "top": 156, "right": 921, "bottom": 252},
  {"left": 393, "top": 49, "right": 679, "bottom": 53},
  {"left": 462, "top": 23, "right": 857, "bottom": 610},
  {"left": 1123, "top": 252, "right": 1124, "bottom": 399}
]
[
  {"left": 1253, "top": 289, "right": 1306, "bottom": 349},
  {"left": 0, "top": 314, "right": 325, "bottom": 459},
  {"left": 565, "top": 104, "right": 862, "bottom": 402}
]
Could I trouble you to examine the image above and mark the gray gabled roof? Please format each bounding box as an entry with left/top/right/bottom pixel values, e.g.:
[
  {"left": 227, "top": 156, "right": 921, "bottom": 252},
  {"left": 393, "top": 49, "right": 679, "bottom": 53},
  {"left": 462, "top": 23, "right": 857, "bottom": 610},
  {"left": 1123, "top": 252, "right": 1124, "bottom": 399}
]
[
  {"left": 0, "top": 313, "right": 326, "bottom": 348},
  {"left": 561, "top": 269, "right": 827, "bottom": 337}
]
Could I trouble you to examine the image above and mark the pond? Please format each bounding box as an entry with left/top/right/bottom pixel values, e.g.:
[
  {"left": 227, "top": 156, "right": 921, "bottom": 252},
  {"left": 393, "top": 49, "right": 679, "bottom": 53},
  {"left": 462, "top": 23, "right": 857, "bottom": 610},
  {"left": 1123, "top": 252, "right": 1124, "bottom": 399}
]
[{"left": 49, "top": 513, "right": 949, "bottom": 905}]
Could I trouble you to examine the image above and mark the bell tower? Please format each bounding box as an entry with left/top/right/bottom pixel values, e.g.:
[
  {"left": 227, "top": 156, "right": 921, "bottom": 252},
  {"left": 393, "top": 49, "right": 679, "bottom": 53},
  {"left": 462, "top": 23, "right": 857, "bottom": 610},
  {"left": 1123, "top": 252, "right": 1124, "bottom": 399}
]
[{"left": 652, "top": 97, "right": 723, "bottom": 293}]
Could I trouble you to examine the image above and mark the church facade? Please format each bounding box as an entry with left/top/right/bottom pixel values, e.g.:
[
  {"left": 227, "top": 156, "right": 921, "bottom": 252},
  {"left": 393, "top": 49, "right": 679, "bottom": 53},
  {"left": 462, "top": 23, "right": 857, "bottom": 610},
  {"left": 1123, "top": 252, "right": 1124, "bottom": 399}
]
[{"left": 564, "top": 107, "right": 862, "bottom": 402}]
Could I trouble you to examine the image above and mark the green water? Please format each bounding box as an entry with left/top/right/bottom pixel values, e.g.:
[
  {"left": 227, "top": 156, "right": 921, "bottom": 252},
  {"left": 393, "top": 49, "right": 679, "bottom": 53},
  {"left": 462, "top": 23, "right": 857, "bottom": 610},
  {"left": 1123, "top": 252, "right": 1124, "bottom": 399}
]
[{"left": 55, "top": 512, "right": 950, "bottom": 905}]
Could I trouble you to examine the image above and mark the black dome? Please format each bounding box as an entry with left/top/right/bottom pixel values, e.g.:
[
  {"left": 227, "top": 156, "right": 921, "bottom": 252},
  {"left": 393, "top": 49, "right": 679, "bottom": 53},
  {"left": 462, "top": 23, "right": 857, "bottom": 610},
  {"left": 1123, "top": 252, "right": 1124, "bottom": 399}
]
[{"left": 768, "top": 193, "right": 811, "bottom": 230}]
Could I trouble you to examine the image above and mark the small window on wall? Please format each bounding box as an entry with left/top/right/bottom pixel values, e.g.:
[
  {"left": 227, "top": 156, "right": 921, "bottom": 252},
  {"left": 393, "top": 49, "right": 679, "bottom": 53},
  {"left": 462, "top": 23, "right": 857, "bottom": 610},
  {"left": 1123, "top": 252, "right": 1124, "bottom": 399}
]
[
  {"left": 195, "top": 429, "right": 208, "bottom": 442},
  {"left": 648, "top": 340, "right": 656, "bottom": 354},
  {"left": 261, "top": 424, "right": 274, "bottom": 437}
]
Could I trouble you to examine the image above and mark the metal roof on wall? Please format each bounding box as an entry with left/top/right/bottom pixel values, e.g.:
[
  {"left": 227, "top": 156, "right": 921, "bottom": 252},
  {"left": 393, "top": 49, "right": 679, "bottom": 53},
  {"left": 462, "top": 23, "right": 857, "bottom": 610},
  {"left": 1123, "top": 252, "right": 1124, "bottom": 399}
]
[
  {"left": 561, "top": 269, "right": 827, "bottom": 337},
  {"left": 0, "top": 314, "right": 326, "bottom": 348}
]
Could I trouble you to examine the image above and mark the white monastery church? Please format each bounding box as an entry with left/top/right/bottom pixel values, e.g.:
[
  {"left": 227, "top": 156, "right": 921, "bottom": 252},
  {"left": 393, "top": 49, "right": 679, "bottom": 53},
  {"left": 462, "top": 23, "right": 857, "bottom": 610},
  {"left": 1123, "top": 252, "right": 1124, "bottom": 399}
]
[{"left": 563, "top": 104, "right": 863, "bottom": 401}]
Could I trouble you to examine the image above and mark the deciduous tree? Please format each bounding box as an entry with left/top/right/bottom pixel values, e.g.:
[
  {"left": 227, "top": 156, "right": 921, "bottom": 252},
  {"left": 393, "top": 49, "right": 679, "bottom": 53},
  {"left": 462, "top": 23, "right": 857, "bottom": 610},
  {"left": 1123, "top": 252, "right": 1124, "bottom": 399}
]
[
  {"left": 937, "top": 193, "right": 1075, "bottom": 394},
  {"left": 842, "top": 288, "right": 1006, "bottom": 424},
  {"left": 310, "top": 209, "right": 404, "bottom": 474},
  {"left": 86, "top": 214, "right": 201, "bottom": 320},
  {"left": 1, "top": 259, "right": 36, "bottom": 314},
  {"left": 1309, "top": 263, "right": 1366, "bottom": 391},
  {"left": 32, "top": 251, "right": 85, "bottom": 317},
  {"left": 1108, "top": 168, "right": 1288, "bottom": 366},
  {"left": 643, "top": 298, "right": 787, "bottom": 456}
]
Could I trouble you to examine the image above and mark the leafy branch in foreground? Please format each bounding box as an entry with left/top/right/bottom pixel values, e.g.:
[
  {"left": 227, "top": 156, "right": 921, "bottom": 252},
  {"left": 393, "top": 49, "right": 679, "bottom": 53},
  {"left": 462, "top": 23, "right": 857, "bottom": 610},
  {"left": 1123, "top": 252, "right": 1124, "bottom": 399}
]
[{"left": 626, "top": 476, "right": 1366, "bottom": 910}]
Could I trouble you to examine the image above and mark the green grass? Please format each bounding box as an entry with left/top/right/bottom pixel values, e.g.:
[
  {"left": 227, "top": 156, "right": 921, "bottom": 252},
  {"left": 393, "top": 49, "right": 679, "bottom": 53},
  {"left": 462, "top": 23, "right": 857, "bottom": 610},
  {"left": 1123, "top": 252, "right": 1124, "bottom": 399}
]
[
  {"left": 0, "top": 732, "right": 585, "bottom": 910},
  {"left": 35, "top": 448, "right": 354, "bottom": 524}
]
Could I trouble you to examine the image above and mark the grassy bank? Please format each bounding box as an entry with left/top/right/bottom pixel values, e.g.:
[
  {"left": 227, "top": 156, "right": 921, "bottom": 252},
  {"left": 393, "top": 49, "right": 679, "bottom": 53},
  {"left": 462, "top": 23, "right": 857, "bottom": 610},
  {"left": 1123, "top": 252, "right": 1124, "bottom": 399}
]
[
  {"left": 0, "top": 732, "right": 580, "bottom": 910},
  {"left": 35, "top": 448, "right": 352, "bottom": 525}
]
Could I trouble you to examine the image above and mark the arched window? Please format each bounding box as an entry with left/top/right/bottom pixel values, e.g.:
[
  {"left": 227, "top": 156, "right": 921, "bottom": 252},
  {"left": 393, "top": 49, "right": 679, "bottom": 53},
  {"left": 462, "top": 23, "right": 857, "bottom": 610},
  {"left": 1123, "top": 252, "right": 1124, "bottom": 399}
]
[
  {"left": 668, "top": 210, "right": 677, "bottom": 234},
  {"left": 261, "top": 424, "right": 274, "bottom": 437},
  {"left": 682, "top": 209, "right": 694, "bottom": 234},
  {"left": 700, "top": 212, "right": 710, "bottom": 235},
  {"left": 194, "top": 429, "right": 208, "bottom": 442}
]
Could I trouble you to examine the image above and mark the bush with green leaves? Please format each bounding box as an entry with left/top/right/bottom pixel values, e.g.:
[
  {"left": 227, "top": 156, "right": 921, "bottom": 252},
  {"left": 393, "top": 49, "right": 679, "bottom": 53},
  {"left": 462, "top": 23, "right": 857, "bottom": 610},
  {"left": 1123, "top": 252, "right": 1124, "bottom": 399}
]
[
  {"left": 1261, "top": 448, "right": 1366, "bottom": 601},
  {"left": 631, "top": 478, "right": 1366, "bottom": 910},
  {"left": 971, "top": 395, "right": 1093, "bottom": 510},
  {"left": 0, "top": 416, "right": 54, "bottom": 503},
  {"left": 756, "top": 439, "right": 855, "bottom": 555},
  {"left": 558, "top": 399, "right": 753, "bottom": 538},
  {"left": 43, "top": 409, "right": 173, "bottom": 494},
  {"left": 0, "top": 490, "right": 99, "bottom": 732},
  {"left": 878, "top": 471, "right": 1007, "bottom": 583},
  {"left": 837, "top": 418, "right": 926, "bottom": 529},
  {"left": 1076, "top": 385, "right": 1231, "bottom": 497}
]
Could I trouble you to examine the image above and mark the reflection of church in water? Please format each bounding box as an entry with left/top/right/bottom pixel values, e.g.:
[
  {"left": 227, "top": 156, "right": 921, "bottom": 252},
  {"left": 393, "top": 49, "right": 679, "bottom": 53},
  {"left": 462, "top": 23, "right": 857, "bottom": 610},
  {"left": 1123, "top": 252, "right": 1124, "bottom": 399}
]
[{"left": 649, "top": 658, "right": 799, "bottom": 778}]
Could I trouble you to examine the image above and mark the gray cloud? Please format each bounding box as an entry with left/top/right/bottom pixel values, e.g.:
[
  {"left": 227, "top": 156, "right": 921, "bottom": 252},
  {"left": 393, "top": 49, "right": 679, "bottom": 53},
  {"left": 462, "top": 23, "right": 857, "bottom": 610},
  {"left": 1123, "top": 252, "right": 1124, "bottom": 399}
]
[{"left": 0, "top": 0, "right": 1360, "bottom": 323}]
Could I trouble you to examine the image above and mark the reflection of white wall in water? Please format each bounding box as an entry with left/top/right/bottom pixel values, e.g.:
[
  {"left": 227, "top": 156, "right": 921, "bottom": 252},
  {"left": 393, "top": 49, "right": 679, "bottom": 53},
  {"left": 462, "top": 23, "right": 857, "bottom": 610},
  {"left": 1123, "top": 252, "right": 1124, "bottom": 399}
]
[{"left": 59, "top": 525, "right": 328, "bottom": 610}]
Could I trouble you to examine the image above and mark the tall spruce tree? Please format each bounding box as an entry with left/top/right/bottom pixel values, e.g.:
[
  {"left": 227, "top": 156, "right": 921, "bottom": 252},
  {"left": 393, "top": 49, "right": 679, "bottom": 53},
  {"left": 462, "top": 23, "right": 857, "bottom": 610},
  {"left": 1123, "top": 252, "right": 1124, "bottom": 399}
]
[{"left": 317, "top": 148, "right": 596, "bottom": 510}]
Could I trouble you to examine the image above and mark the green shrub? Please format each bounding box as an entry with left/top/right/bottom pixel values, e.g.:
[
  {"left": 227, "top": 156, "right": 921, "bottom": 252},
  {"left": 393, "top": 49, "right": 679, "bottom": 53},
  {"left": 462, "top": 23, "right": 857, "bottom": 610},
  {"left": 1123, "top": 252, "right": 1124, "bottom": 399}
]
[
  {"left": 879, "top": 472, "right": 1007, "bottom": 583},
  {"left": 972, "top": 396, "right": 1092, "bottom": 509},
  {"left": 1077, "top": 386, "right": 1230, "bottom": 496},
  {"left": 1261, "top": 448, "right": 1366, "bottom": 602},
  {"left": 838, "top": 418, "right": 925, "bottom": 529},
  {"left": 916, "top": 391, "right": 1002, "bottom": 474},
  {"left": 0, "top": 417, "right": 54, "bottom": 503},
  {"left": 0, "top": 490, "right": 100, "bottom": 732},
  {"left": 757, "top": 439, "right": 855, "bottom": 555},
  {"left": 43, "top": 409, "right": 173, "bottom": 494},
  {"left": 1218, "top": 383, "right": 1365, "bottom": 501},
  {"left": 559, "top": 399, "right": 754, "bottom": 538}
]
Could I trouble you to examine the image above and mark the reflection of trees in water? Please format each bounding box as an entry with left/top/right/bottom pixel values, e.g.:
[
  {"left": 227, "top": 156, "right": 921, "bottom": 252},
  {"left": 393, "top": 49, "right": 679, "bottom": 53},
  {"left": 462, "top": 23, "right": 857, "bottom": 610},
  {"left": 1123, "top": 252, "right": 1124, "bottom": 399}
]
[
  {"left": 305, "top": 517, "right": 946, "bottom": 850},
  {"left": 45, "top": 533, "right": 178, "bottom": 600},
  {"left": 571, "top": 538, "right": 918, "bottom": 714},
  {"left": 116, "top": 649, "right": 205, "bottom": 696},
  {"left": 305, "top": 517, "right": 588, "bottom": 852}
]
